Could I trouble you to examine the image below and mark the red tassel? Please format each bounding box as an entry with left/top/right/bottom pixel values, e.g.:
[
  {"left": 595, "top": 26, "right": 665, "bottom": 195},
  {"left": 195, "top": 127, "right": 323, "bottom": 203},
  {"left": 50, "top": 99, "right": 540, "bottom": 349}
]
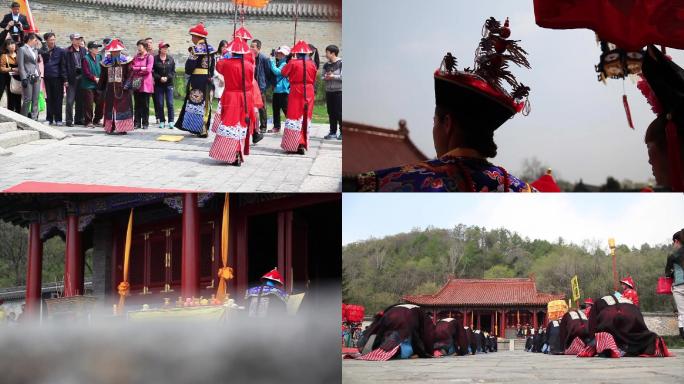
[
  {"left": 665, "top": 119, "right": 684, "bottom": 192},
  {"left": 623, "top": 94, "right": 634, "bottom": 129}
]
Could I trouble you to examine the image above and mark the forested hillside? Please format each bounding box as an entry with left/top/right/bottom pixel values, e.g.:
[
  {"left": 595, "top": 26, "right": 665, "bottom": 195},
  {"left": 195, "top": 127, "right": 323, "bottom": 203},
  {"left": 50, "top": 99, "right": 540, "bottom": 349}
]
[{"left": 343, "top": 225, "right": 674, "bottom": 314}]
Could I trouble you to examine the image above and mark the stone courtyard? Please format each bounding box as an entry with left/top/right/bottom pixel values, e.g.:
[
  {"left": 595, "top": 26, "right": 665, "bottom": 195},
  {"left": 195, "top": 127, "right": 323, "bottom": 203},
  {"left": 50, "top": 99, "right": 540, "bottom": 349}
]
[
  {"left": 0, "top": 123, "right": 341, "bottom": 192},
  {"left": 343, "top": 349, "right": 684, "bottom": 383}
]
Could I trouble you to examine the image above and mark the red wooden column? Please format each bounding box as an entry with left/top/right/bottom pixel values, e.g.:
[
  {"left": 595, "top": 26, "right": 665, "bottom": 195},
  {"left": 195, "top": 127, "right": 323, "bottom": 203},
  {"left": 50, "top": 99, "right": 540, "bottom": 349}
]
[
  {"left": 64, "top": 214, "right": 83, "bottom": 296},
  {"left": 532, "top": 311, "right": 538, "bottom": 329},
  {"left": 24, "top": 222, "right": 43, "bottom": 319},
  {"left": 501, "top": 311, "right": 507, "bottom": 338},
  {"left": 181, "top": 193, "right": 200, "bottom": 298}
]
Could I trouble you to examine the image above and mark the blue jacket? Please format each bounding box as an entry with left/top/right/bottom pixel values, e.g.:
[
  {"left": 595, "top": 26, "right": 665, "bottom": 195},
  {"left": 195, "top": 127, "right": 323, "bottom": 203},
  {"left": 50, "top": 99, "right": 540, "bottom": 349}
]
[
  {"left": 41, "top": 46, "right": 66, "bottom": 80},
  {"left": 269, "top": 58, "right": 290, "bottom": 94},
  {"left": 254, "top": 52, "right": 274, "bottom": 91}
]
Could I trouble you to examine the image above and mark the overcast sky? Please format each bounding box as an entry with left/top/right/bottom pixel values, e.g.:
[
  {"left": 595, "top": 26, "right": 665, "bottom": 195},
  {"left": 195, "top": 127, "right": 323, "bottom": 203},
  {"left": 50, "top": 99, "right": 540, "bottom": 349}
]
[
  {"left": 343, "top": 194, "right": 684, "bottom": 250},
  {"left": 343, "top": 0, "right": 684, "bottom": 185}
]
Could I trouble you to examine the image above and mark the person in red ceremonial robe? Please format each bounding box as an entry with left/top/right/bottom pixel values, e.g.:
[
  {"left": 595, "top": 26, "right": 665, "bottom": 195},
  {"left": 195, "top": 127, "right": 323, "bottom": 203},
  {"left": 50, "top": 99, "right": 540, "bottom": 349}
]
[
  {"left": 578, "top": 294, "right": 671, "bottom": 357},
  {"left": 233, "top": 25, "right": 264, "bottom": 145},
  {"left": 209, "top": 38, "right": 253, "bottom": 166},
  {"left": 280, "top": 40, "right": 317, "bottom": 155},
  {"left": 97, "top": 39, "right": 134, "bottom": 135},
  {"left": 619, "top": 276, "right": 639, "bottom": 307},
  {"left": 583, "top": 297, "right": 594, "bottom": 317}
]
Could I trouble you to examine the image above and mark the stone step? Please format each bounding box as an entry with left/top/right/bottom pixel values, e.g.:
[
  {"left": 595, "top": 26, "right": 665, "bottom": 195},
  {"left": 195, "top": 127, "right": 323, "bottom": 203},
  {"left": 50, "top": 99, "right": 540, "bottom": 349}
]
[
  {"left": 0, "top": 130, "right": 40, "bottom": 148},
  {"left": 0, "top": 121, "right": 17, "bottom": 134}
]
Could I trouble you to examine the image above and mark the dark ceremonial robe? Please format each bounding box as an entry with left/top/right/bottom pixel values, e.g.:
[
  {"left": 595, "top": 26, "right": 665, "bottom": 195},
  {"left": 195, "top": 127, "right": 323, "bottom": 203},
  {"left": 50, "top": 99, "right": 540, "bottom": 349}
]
[
  {"left": 587, "top": 295, "right": 665, "bottom": 356},
  {"left": 98, "top": 54, "right": 134, "bottom": 133},
  {"left": 544, "top": 320, "right": 563, "bottom": 354},
  {"left": 559, "top": 310, "right": 590, "bottom": 350},
  {"left": 490, "top": 336, "right": 498, "bottom": 352},
  {"left": 357, "top": 150, "right": 536, "bottom": 192},
  {"left": 244, "top": 284, "right": 288, "bottom": 318},
  {"left": 176, "top": 39, "right": 216, "bottom": 136},
  {"left": 357, "top": 304, "right": 435, "bottom": 359},
  {"left": 525, "top": 336, "right": 534, "bottom": 351},
  {"left": 464, "top": 327, "right": 477, "bottom": 355},
  {"left": 532, "top": 332, "right": 544, "bottom": 352},
  {"left": 434, "top": 318, "right": 469, "bottom": 356}
]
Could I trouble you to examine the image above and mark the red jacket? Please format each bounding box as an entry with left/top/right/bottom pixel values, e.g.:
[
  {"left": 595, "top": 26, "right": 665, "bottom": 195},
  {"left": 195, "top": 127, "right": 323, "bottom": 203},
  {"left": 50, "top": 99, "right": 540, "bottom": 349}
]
[{"left": 623, "top": 288, "right": 639, "bottom": 306}]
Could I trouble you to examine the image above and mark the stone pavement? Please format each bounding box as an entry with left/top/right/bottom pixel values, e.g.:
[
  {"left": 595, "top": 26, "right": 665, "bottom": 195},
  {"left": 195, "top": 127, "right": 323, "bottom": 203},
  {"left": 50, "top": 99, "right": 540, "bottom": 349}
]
[
  {"left": 0, "top": 123, "right": 341, "bottom": 192},
  {"left": 343, "top": 350, "right": 684, "bottom": 383}
]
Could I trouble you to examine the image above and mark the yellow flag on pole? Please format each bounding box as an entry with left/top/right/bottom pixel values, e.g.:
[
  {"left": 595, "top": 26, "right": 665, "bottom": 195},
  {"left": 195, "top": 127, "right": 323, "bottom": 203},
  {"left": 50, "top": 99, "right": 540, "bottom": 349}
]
[
  {"left": 571, "top": 275, "right": 581, "bottom": 304},
  {"left": 117, "top": 209, "right": 133, "bottom": 315},
  {"left": 216, "top": 193, "right": 233, "bottom": 303}
]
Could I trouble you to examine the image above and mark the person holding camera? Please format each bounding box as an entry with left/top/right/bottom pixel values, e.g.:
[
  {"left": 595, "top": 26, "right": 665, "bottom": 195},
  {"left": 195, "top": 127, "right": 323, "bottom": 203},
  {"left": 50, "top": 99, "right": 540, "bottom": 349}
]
[
  {"left": 0, "top": 2, "right": 28, "bottom": 44},
  {"left": 17, "top": 32, "right": 41, "bottom": 119},
  {"left": 65, "top": 33, "right": 85, "bottom": 126}
]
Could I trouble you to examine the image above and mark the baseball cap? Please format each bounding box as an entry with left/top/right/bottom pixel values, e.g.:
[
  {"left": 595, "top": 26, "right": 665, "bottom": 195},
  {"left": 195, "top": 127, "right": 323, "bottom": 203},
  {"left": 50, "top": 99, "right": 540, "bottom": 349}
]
[{"left": 276, "top": 45, "right": 290, "bottom": 55}]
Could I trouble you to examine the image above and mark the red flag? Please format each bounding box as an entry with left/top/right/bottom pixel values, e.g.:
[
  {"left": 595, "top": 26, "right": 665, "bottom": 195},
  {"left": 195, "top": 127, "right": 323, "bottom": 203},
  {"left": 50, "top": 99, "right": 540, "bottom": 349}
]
[{"left": 533, "top": 0, "right": 684, "bottom": 50}]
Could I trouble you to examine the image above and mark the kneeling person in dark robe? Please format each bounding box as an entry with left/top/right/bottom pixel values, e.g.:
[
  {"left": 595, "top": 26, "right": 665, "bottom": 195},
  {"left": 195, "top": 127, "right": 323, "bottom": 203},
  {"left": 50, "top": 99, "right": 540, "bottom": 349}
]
[
  {"left": 433, "top": 318, "right": 469, "bottom": 357},
  {"left": 356, "top": 304, "right": 435, "bottom": 360},
  {"left": 559, "top": 309, "right": 590, "bottom": 355},
  {"left": 578, "top": 295, "right": 672, "bottom": 357}
]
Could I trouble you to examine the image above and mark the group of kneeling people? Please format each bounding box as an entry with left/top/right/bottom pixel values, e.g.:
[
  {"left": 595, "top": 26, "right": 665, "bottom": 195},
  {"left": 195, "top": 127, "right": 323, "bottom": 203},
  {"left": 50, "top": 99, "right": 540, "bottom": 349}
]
[
  {"left": 526, "top": 294, "right": 672, "bottom": 358},
  {"left": 355, "top": 296, "right": 672, "bottom": 361},
  {"left": 353, "top": 304, "right": 498, "bottom": 361}
]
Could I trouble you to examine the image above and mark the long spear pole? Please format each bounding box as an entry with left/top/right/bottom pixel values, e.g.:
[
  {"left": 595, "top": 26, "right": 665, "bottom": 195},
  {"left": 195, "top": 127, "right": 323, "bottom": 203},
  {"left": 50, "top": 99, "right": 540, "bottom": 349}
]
[
  {"left": 293, "top": 0, "right": 299, "bottom": 45},
  {"left": 233, "top": 1, "right": 239, "bottom": 36}
]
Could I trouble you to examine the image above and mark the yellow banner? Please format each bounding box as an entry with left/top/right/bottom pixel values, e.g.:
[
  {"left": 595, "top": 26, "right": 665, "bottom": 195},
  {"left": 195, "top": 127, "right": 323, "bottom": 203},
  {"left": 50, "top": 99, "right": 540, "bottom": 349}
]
[{"left": 571, "top": 275, "right": 581, "bottom": 302}]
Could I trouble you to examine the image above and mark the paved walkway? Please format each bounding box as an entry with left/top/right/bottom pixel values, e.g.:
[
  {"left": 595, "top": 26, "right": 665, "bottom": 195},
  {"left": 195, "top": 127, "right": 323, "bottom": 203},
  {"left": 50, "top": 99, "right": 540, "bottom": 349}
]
[
  {"left": 0, "top": 123, "right": 341, "bottom": 192},
  {"left": 343, "top": 349, "right": 684, "bottom": 383}
]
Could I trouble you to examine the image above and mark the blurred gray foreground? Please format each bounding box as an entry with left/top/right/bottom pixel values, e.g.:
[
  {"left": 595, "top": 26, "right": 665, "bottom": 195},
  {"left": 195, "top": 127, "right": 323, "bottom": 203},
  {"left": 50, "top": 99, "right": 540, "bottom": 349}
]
[{"left": 0, "top": 300, "right": 341, "bottom": 383}]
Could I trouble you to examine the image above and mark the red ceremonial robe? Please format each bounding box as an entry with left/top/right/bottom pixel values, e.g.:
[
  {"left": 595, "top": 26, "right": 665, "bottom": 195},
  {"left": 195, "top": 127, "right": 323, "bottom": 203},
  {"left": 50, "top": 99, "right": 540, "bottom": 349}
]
[
  {"left": 280, "top": 57, "right": 317, "bottom": 152},
  {"left": 209, "top": 55, "right": 254, "bottom": 163}
]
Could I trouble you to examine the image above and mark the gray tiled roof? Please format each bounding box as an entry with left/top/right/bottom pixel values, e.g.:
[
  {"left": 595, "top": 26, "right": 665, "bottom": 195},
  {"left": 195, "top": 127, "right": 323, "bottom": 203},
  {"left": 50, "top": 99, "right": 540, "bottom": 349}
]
[{"left": 70, "top": 0, "right": 341, "bottom": 19}]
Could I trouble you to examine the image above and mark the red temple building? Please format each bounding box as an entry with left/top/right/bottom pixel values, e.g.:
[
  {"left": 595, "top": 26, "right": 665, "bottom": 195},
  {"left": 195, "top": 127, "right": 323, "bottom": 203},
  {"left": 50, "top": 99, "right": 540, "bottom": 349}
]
[
  {"left": 403, "top": 278, "right": 565, "bottom": 338},
  {"left": 0, "top": 193, "right": 341, "bottom": 320}
]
